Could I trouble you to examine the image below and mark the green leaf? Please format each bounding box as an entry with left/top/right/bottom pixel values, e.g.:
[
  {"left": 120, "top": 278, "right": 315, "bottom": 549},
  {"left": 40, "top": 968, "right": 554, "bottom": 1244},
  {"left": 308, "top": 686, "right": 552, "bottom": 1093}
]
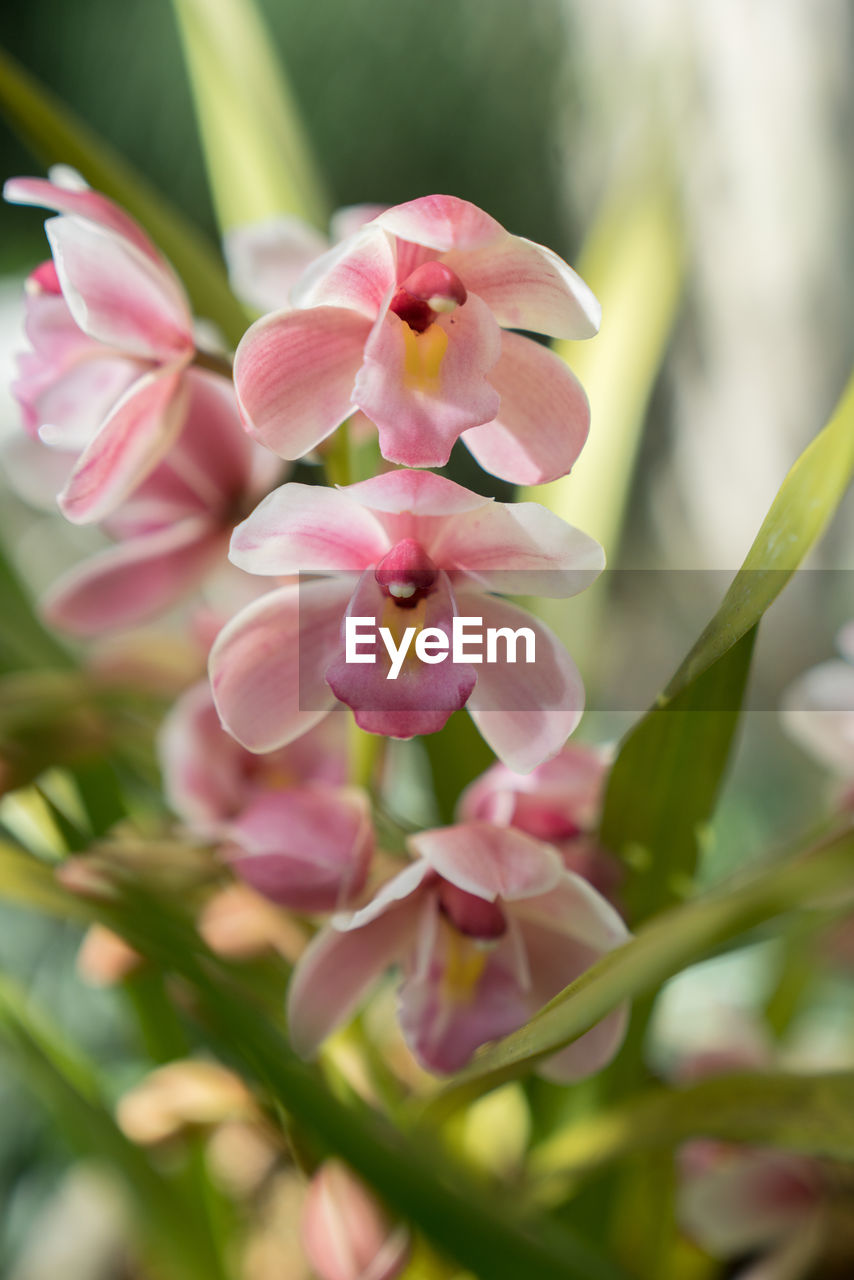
[
  {"left": 0, "top": 43, "right": 248, "bottom": 344},
  {"left": 421, "top": 830, "right": 854, "bottom": 1118},
  {"left": 600, "top": 366, "right": 854, "bottom": 922},
  {"left": 0, "top": 537, "right": 70, "bottom": 674},
  {"left": 0, "top": 840, "right": 89, "bottom": 920},
  {"left": 0, "top": 975, "right": 232, "bottom": 1280},
  {"left": 91, "top": 883, "right": 629, "bottom": 1280},
  {"left": 170, "top": 0, "right": 329, "bottom": 232},
  {"left": 666, "top": 367, "right": 854, "bottom": 699},
  {"left": 530, "top": 1069, "right": 854, "bottom": 1201},
  {"left": 601, "top": 627, "right": 756, "bottom": 920}
]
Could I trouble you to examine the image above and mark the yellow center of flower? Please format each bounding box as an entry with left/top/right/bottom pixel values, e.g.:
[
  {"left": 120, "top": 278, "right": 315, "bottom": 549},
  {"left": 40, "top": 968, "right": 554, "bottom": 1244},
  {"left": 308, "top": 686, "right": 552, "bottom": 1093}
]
[
  {"left": 402, "top": 323, "right": 448, "bottom": 393},
  {"left": 441, "top": 923, "right": 489, "bottom": 1005}
]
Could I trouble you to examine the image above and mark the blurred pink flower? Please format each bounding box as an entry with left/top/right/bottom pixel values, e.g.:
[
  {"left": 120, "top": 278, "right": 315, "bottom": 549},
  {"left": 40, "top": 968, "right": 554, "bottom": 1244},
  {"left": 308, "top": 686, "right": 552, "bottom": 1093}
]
[
  {"left": 781, "top": 620, "right": 854, "bottom": 795},
  {"left": 234, "top": 194, "right": 599, "bottom": 483},
  {"left": 5, "top": 169, "right": 199, "bottom": 523},
  {"left": 40, "top": 371, "right": 279, "bottom": 634},
  {"left": 301, "top": 1160, "right": 410, "bottom": 1280},
  {"left": 287, "top": 822, "right": 630, "bottom": 1078},
  {"left": 209, "top": 469, "right": 604, "bottom": 772},
  {"left": 458, "top": 743, "right": 622, "bottom": 903},
  {"left": 161, "top": 683, "right": 371, "bottom": 913},
  {"left": 224, "top": 205, "right": 386, "bottom": 314}
]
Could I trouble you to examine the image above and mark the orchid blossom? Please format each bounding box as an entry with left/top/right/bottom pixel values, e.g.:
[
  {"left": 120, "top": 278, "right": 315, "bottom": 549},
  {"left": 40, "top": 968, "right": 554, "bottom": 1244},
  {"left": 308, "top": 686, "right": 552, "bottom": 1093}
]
[
  {"left": 209, "top": 468, "right": 604, "bottom": 772},
  {"left": 233, "top": 194, "right": 599, "bottom": 483},
  {"left": 39, "top": 370, "right": 280, "bottom": 634},
  {"left": 301, "top": 1161, "right": 410, "bottom": 1280},
  {"left": 458, "top": 743, "right": 622, "bottom": 902},
  {"left": 5, "top": 168, "right": 201, "bottom": 523},
  {"left": 160, "top": 684, "right": 372, "bottom": 912},
  {"left": 288, "top": 822, "right": 630, "bottom": 1078}
]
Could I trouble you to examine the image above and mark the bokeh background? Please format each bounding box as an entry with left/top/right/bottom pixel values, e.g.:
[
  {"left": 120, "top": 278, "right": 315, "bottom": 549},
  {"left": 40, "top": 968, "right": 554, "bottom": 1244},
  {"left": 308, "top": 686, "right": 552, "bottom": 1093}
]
[{"left": 0, "top": 2, "right": 853, "bottom": 1275}]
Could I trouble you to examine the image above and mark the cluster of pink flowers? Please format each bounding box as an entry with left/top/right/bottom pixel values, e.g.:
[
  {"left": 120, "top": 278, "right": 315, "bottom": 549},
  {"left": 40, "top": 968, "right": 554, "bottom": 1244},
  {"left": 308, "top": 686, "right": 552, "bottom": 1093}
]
[{"left": 6, "top": 169, "right": 631, "bottom": 1086}]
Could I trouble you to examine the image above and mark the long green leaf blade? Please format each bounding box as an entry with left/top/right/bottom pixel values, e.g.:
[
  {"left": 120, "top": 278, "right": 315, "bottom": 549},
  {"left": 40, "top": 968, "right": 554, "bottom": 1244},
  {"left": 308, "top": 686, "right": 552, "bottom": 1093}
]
[{"left": 170, "top": 0, "right": 329, "bottom": 231}]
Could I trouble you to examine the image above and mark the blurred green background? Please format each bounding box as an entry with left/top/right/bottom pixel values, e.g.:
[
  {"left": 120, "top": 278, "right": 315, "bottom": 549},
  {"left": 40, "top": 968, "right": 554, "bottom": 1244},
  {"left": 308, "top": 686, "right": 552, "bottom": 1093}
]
[{"left": 0, "top": 2, "right": 853, "bottom": 1275}]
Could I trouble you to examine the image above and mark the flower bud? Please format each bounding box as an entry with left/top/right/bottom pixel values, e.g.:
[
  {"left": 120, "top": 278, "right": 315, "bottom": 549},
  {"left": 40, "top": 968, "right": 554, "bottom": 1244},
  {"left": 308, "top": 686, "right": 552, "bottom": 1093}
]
[{"left": 301, "top": 1160, "right": 410, "bottom": 1280}]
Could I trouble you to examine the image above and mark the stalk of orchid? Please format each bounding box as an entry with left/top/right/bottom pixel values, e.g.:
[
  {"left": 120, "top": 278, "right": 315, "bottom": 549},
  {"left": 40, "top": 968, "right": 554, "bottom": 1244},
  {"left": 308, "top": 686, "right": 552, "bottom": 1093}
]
[{"left": 1, "top": 18, "right": 854, "bottom": 1280}]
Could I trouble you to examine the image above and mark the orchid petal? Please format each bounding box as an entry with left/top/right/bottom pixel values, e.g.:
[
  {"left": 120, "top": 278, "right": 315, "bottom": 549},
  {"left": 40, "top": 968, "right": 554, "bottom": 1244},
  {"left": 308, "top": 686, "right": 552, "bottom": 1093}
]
[
  {"left": 290, "top": 224, "right": 396, "bottom": 317},
  {"left": 408, "top": 824, "right": 563, "bottom": 902},
  {"left": 230, "top": 483, "right": 389, "bottom": 576},
  {"left": 59, "top": 364, "right": 189, "bottom": 524},
  {"left": 227, "top": 785, "right": 373, "bottom": 912},
  {"left": 444, "top": 235, "right": 601, "bottom": 338},
  {"left": 223, "top": 215, "right": 329, "bottom": 313},
  {"left": 209, "top": 579, "right": 351, "bottom": 753},
  {"left": 463, "top": 332, "right": 591, "bottom": 485},
  {"left": 43, "top": 517, "right": 222, "bottom": 634},
  {"left": 458, "top": 592, "right": 584, "bottom": 773},
  {"left": 159, "top": 680, "right": 251, "bottom": 830},
  {"left": 45, "top": 217, "right": 192, "bottom": 359},
  {"left": 234, "top": 306, "right": 371, "bottom": 459},
  {"left": 374, "top": 196, "right": 504, "bottom": 253},
  {"left": 287, "top": 898, "right": 419, "bottom": 1058},
  {"left": 4, "top": 176, "right": 161, "bottom": 263},
  {"left": 34, "top": 356, "right": 142, "bottom": 452},
  {"left": 429, "top": 493, "right": 605, "bottom": 597},
  {"left": 344, "top": 468, "right": 489, "bottom": 518}
]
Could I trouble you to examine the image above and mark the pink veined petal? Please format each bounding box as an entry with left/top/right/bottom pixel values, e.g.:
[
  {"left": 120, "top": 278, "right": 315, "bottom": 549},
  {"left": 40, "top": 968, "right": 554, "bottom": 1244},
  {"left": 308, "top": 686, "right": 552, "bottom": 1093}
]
[
  {"left": 4, "top": 176, "right": 162, "bottom": 263},
  {"left": 209, "top": 578, "right": 352, "bottom": 753},
  {"left": 159, "top": 680, "right": 251, "bottom": 830},
  {"left": 429, "top": 492, "right": 605, "bottom": 598},
  {"left": 354, "top": 293, "right": 501, "bottom": 468},
  {"left": 344, "top": 467, "right": 489, "bottom": 520},
  {"left": 342, "top": 861, "right": 435, "bottom": 932},
  {"left": 458, "top": 592, "right": 585, "bottom": 773},
  {"left": 290, "top": 225, "right": 396, "bottom": 317},
  {"left": 443, "top": 234, "right": 601, "bottom": 339},
  {"left": 462, "top": 332, "right": 591, "bottom": 486},
  {"left": 45, "top": 217, "right": 193, "bottom": 359},
  {"left": 227, "top": 785, "right": 373, "bottom": 913},
  {"left": 397, "top": 923, "right": 532, "bottom": 1075},
  {"left": 22, "top": 286, "right": 94, "bottom": 366},
  {"left": 324, "top": 569, "right": 477, "bottom": 739},
  {"left": 234, "top": 306, "right": 371, "bottom": 459},
  {"left": 162, "top": 369, "right": 254, "bottom": 507},
  {"left": 287, "top": 896, "right": 421, "bottom": 1058},
  {"left": 374, "top": 196, "right": 505, "bottom": 253},
  {"left": 59, "top": 363, "right": 190, "bottom": 524},
  {"left": 408, "top": 824, "right": 563, "bottom": 903},
  {"left": 511, "top": 916, "right": 629, "bottom": 1082},
  {"left": 230, "top": 483, "right": 390, "bottom": 576},
  {"left": 43, "top": 516, "right": 223, "bottom": 635},
  {"left": 223, "top": 215, "right": 329, "bottom": 314},
  {"left": 511, "top": 871, "right": 630, "bottom": 955}
]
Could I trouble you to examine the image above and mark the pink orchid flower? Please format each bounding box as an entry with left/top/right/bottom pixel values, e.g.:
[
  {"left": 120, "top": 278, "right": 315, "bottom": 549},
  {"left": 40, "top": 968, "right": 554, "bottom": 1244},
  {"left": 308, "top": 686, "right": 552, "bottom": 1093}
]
[
  {"left": 209, "top": 468, "right": 604, "bottom": 773},
  {"left": 678, "top": 1143, "right": 823, "bottom": 1279},
  {"left": 233, "top": 194, "right": 599, "bottom": 484},
  {"left": 224, "top": 205, "right": 386, "bottom": 314},
  {"left": 41, "top": 371, "right": 280, "bottom": 635},
  {"left": 458, "top": 743, "right": 623, "bottom": 903},
  {"left": 287, "top": 822, "right": 630, "bottom": 1078},
  {"left": 675, "top": 1019, "right": 827, "bottom": 1280},
  {"left": 160, "top": 682, "right": 371, "bottom": 912},
  {"left": 5, "top": 169, "right": 199, "bottom": 523},
  {"left": 301, "top": 1160, "right": 410, "bottom": 1280}
]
